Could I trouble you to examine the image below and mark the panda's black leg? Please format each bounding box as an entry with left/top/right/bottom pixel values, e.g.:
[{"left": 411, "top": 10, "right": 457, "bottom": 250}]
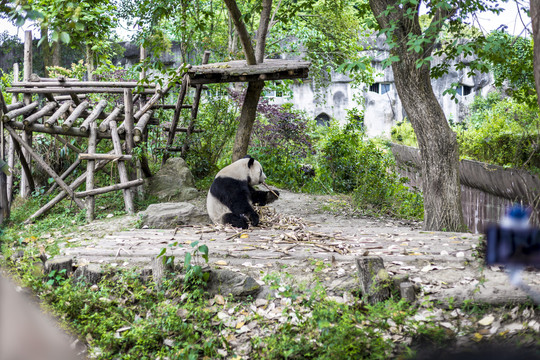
[{"left": 222, "top": 213, "right": 249, "bottom": 229}]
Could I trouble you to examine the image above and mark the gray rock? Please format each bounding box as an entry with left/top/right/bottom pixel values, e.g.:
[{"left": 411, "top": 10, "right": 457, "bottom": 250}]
[
  {"left": 146, "top": 158, "right": 198, "bottom": 202},
  {"left": 206, "top": 269, "right": 261, "bottom": 298},
  {"left": 139, "top": 202, "right": 210, "bottom": 229},
  {"left": 400, "top": 282, "right": 416, "bottom": 302}
]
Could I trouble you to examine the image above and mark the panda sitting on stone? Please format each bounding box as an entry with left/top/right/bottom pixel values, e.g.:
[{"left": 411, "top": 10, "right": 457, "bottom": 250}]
[{"left": 206, "top": 156, "right": 279, "bottom": 229}]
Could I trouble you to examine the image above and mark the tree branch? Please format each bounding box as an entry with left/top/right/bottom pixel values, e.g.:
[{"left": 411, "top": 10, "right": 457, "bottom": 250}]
[
  {"left": 255, "top": 0, "right": 273, "bottom": 63},
  {"left": 223, "top": 0, "right": 256, "bottom": 65}
]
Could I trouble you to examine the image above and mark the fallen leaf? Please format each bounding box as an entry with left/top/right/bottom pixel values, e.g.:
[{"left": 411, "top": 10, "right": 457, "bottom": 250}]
[
  {"left": 473, "top": 333, "right": 483, "bottom": 342},
  {"left": 478, "top": 315, "right": 494, "bottom": 326},
  {"left": 214, "top": 260, "right": 228, "bottom": 266}
]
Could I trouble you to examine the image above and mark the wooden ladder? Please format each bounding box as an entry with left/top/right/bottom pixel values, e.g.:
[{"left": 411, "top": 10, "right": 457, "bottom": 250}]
[{"left": 162, "top": 51, "right": 210, "bottom": 165}]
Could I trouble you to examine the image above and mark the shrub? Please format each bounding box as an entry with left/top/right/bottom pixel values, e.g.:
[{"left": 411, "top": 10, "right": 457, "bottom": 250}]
[{"left": 456, "top": 95, "right": 540, "bottom": 170}]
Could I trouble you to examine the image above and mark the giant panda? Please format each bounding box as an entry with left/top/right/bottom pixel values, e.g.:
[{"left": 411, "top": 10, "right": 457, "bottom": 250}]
[{"left": 206, "top": 156, "right": 279, "bottom": 229}]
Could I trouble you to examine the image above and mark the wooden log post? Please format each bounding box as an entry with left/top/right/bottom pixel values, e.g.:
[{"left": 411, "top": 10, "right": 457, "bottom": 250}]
[
  {"left": 109, "top": 120, "right": 135, "bottom": 214},
  {"left": 85, "top": 122, "right": 97, "bottom": 222},
  {"left": 4, "top": 124, "right": 85, "bottom": 210},
  {"left": 7, "top": 102, "right": 23, "bottom": 111},
  {"left": 0, "top": 92, "right": 8, "bottom": 224},
  {"left": 7, "top": 64, "right": 19, "bottom": 203},
  {"left": 123, "top": 89, "right": 134, "bottom": 154},
  {"left": 355, "top": 256, "right": 391, "bottom": 304},
  {"left": 80, "top": 100, "right": 107, "bottom": 132},
  {"left": 44, "top": 101, "right": 72, "bottom": 128},
  {"left": 62, "top": 101, "right": 89, "bottom": 131},
  {"left": 23, "top": 102, "right": 58, "bottom": 127},
  {"left": 21, "top": 30, "right": 33, "bottom": 198}
]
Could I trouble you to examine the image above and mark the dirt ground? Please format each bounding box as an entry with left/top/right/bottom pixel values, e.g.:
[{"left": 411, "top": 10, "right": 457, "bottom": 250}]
[{"left": 61, "top": 189, "right": 540, "bottom": 306}]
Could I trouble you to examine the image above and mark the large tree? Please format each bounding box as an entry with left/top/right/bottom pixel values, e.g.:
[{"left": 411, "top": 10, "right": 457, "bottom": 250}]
[{"left": 368, "top": 0, "right": 504, "bottom": 231}]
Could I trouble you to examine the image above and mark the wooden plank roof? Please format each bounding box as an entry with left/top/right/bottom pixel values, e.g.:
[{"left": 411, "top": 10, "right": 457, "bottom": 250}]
[{"left": 188, "top": 59, "right": 310, "bottom": 84}]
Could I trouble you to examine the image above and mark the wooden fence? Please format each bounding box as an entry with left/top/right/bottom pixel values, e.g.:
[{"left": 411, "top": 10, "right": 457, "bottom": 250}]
[{"left": 391, "top": 143, "right": 540, "bottom": 233}]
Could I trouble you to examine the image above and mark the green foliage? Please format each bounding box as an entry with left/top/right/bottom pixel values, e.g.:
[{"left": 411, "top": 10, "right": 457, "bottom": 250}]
[
  {"left": 456, "top": 96, "right": 540, "bottom": 170},
  {"left": 481, "top": 31, "right": 536, "bottom": 107},
  {"left": 391, "top": 93, "right": 540, "bottom": 172},
  {"left": 253, "top": 298, "right": 415, "bottom": 359},
  {"left": 390, "top": 120, "right": 418, "bottom": 147},
  {"left": 317, "top": 118, "right": 423, "bottom": 219}
]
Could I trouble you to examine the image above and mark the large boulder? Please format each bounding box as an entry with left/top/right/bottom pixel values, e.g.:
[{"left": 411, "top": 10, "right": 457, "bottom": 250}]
[
  {"left": 139, "top": 202, "right": 210, "bottom": 229},
  {"left": 146, "top": 158, "right": 198, "bottom": 202}
]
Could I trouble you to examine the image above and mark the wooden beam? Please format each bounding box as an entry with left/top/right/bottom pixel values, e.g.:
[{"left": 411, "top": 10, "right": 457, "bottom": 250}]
[
  {"left": 12, "top": 81, "right": 155, "bottom": 88},
  {"left": 182, "top": 51, "right": 210, "bottom": 158},
  {"left": 62, "top": 101, "right": 89, "bottom": 131},
  {"left": 7, "top": 102, "right": 23, "bottom": 111},
  {"left": 2, "top": 101, "right": 39, "bottom": 122},
  {"left": 98, "top": 105, "right": 123, "bottom": 132},
  {"left": 11, "top": 136, "right": 35, "bottom": 193},
  {"left": 6, "top": 87, "right": 156, "bottom": 94},
  {"left": 134, "top": 110, "right": 153, "bottom": 143},
  {"left": 163, "top": 74, "right": 189, "bottom": 165},
  {"left": 25, "top": 150, "right": 114, "bottom": 223},
  {"left": 45, "top": 101, "right": 72, "bottom": 128},
  {"left": 8, "top": 121, "right": 117, "bottom": 139},
  {"left": 163, "top": 126, "right": 203, "bottom": 133},
  {"left": 4, "top": 124, "right": 85, "bottom": 210},
  {"left": 79, "top": 153, "right": 133, "bottom": 161},
  {"left": 75, "top": 179, "right": 144, "bottom": 198},
  {"left": 23, "top": 102, "right": 58, "bottom": 127},
  {"left": 80, "top": 100, "right": 107, "bottom": 132}
]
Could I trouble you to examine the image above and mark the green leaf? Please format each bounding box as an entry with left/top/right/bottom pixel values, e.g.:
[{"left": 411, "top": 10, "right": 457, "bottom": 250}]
[
  {"left": 157, "top": 248, "right": 167, "bottom": 258},
  {"left": 51, "top": 31, "right": 59, "bottom": 42},
  {"left": 184, "top": 252, "right": 192, "bottom": 268},
  {"left": 60, "top": 32, "right": 70, "bottom": 44},
  {"left": 190, "top": 240, "right": 199, "bottom": 248},
  {"left": 15, "top": 16, "right": 25, "bottom": 27},
  {"left": 26, "top": 10, "right": 44, "bottom": 20},
  {"left": 75, "top": 22, "right": 85, "bottom": 31}
]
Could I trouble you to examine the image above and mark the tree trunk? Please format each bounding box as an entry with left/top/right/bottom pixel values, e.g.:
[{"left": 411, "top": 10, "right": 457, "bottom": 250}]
[
  {"left": 531, "top": 0, "right": 540, "bottom": 110},
  {"left": 369, "top": 0, "right": 466, "bottom": 231},
  {"left": 86, "top": 44, "right": 94, "bottom": 81},
  {"left": 224, "top": 0, "right": 273, "bottom": 161},
  {"left": 232, "top": 81, "right": 264, "bottom": 161}
]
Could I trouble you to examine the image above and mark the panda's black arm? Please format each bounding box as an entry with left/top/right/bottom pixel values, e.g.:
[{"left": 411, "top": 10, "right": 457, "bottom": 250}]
[{"left": 249, "top": 186, "right": 279, "bottom": 206}]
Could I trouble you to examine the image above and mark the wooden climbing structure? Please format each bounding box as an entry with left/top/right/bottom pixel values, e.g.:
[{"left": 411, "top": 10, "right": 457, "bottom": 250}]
[{"left": 0, "top": 31, "right": 310, "bottom": 224}]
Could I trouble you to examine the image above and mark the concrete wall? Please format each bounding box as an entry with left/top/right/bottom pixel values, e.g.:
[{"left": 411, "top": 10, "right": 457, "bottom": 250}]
[{"left": 270, "top": 37, "right": 495, "bottom": 138}]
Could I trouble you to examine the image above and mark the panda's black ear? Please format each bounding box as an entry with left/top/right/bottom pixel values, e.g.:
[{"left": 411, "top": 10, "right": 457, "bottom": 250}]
[{"left": 247, "top": 156, "right": 255, "bottom": 168}]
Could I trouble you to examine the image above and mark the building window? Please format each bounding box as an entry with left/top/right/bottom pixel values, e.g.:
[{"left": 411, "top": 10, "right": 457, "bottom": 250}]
[
  {"left": 369, "top": 83, "right": 391, "bottom": 94},
  {"left": 457, "top": 85, "right": 472, "bottom": 96},
  {"left": 315, "top": 113, "right": 330, "bottom": 126}
]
